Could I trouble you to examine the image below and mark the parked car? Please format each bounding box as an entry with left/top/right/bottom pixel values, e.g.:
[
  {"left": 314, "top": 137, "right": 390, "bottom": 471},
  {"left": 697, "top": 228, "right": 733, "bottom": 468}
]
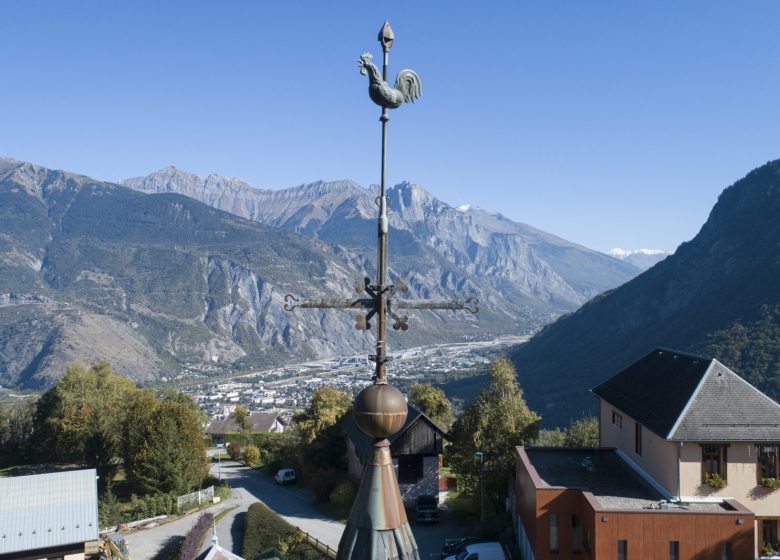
[
  {"left": 441, "top": 538, "right": 491, "bottom": 559},
  {"left": 274, "top": 468, "right": 297, "bottom": 485},
  {"left": 442, "top": 541, "right": 507, "bottom": 560},
  {"left": 416, "top": 495, "right": 440, "bottom": 523}
]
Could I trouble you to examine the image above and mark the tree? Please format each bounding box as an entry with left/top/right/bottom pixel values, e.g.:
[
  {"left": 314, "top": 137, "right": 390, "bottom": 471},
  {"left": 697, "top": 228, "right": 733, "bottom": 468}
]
[
  {"left": 131, "top": 399, "right": 209, "bottom": 495},
  {"left": 409, "top": 383, "right": 454, "bottom": 430},
  {"left": 294, "top": 387, "right": 351, "bottom": 444},
  {"left": 294, "top": 387, "right": 352, "bottom": 472},
  {"left": 448, "top": 357, "right": 541, "bottom": 509},
  {"left": 244, "top": 444, "right": 260, "bottom": 466},
  {"left": 564, "top": 416, "right": 599, "bottom": 447},
  {"left": 535, "top": 428, "right": 566, "bottom": 447},
  {"left": 33, "top": 361, "right": 136, "bottom": 479},
  {"left": 0, "top": 398, "right": 36, "bottom": 466},
  {"left": 234, "top": 406, "right": 251, "bottom": 444}
]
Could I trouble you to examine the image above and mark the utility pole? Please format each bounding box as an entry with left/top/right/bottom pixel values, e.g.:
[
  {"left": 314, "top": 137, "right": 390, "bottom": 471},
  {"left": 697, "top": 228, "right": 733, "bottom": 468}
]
[{"left": 475, "top": 451, "right": 485, "bottom": 524}]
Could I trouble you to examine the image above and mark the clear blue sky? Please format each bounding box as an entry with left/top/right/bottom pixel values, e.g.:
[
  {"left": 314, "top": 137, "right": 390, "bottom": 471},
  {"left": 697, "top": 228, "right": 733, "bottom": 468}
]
[{"left": 2, "top": 1, "right": 779, "bottom": 253}]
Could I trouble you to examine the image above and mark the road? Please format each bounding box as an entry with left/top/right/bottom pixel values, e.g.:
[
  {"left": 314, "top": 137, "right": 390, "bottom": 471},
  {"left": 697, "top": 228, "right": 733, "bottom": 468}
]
[
  {"left": 125, "top": 460, "right": 467, "bottom": 559},
  {"left": 211, "top": 461, "right": 346, "bottom": 554}
]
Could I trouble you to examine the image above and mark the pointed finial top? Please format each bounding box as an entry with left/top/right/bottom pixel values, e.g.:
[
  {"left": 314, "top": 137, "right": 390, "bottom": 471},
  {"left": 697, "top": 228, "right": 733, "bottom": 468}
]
[{"left": 378, "top": 21, "right": 394, "bottom": 50}]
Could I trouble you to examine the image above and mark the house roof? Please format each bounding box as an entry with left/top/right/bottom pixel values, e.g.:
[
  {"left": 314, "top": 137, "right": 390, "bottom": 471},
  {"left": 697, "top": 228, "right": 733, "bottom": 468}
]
[
  {"left": 206, "top": 411, "right": 280, "bottom": 435},
  {"left": 592, "top": 348, "right": 780, "bottom": 441},
  {"left": 344, "top": 404, "right": 447, "bottom": 458},
  {"left": 0, "top": 468, "right": 99, "bottom": 555}
]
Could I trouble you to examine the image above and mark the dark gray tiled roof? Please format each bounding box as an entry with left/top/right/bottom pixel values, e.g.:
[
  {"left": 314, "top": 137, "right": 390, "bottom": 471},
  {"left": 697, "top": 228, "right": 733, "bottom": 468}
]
[
  {"left": 593, "top": 348, "right": 780, "bottom": 442},
  {"left": 206, "top": 411, "right": 280, "bottom": 435},
  {"left": 670, "top": 361, "right": 780, "bottom": 441},
  {"left": 592, "top": 348, "right": 710, "bottom": 438}
]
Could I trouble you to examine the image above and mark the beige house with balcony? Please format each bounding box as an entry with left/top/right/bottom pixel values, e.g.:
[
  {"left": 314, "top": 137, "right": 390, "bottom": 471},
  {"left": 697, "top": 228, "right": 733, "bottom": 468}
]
[{"left": 593, "top": 348, "right": 780, "bottom": 558}]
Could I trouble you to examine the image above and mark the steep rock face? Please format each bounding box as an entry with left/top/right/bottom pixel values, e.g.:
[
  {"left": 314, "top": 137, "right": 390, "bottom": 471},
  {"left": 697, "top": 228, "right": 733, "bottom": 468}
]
[
  {"left": 123, "top": 169, "right": 640, "bottom": 326},
  {"left": 0, "top": 158, "right": 383, "bottom": 388},
  {"left": 510, "top": 159, "right": 780, "bottom": 427}
]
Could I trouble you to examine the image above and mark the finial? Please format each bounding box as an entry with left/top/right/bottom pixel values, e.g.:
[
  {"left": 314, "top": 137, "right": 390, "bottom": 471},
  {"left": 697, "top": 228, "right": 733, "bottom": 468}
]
[{"left": 378, "top": 21, "right": 394, "bottom": 50}]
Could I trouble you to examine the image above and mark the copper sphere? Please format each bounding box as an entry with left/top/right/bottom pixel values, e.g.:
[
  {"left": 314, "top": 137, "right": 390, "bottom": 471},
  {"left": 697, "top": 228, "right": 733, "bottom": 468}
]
[{"left": 353, "top": 383, "right": 408, "bottom": 438}]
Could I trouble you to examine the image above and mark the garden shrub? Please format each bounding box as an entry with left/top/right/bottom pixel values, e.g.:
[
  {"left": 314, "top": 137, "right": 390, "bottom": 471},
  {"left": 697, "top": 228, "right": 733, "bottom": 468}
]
[
  {"left": 329, "top": 480, "right": 356, "bottom": 508},
  {"left": 180, "top": 512, "right": 213, "bottom": 560}
]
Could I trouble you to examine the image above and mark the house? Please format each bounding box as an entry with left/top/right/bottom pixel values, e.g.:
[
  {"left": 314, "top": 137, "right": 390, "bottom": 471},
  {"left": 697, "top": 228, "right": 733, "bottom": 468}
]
[
  {"left": 513, "top": 348, "right": 780, "bottom": 559},
  {"left": 0, "top": 468, "right": 99, "bottom": 560},
  {"left": 513, "top": 447, "right": 754, "bottom": 560},
  {"left": 593, "top": 348, "right": 780, "bottom": 558},
  {"left": 206, "top": 411, "right": 284, "bottom": 445},
  {"left": 344, "top": 404, "right": 446, "bottom": 505}
]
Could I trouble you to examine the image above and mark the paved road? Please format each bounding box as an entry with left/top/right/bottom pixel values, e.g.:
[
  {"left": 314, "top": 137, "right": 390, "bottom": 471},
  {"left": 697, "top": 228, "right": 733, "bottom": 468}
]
[
  {"left": 125, "top": 460, "right": 465, "bottom": 559},
  {"left": 213, "top": 460, "right": 345, "bottom": 553}
]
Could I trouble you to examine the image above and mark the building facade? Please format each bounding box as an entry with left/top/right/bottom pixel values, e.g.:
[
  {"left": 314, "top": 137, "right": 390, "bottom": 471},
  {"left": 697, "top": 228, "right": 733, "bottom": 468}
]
[{"left": 594, "top": 349, "right": 780, "bottom": 558}]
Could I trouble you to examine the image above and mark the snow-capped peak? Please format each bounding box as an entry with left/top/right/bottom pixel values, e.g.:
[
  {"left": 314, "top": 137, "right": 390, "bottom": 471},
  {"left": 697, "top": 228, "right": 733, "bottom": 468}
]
[{"left": 609, "top": 248, "right": 669, "bottom": 258}]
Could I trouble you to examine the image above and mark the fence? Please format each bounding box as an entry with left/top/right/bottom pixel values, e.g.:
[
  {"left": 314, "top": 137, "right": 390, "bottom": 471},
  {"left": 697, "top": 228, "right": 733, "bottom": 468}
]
[
  {"left": 298, "top": 527, "right": 337, "bottom": 559},
  {"left": 177, "top": 485, "right": 214, "bottom": 512}
]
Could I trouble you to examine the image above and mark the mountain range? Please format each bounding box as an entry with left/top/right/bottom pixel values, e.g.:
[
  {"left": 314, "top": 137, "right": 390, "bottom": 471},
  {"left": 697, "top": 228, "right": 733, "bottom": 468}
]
[
  {"left": 608, "top": 248, "right": 672, "bottom": 270},
  {"left": 0, "top": 158, "right": 639, "bottom": 389},
  {"left": 511, "top": 158, "right": 780, "bottom": 427}
]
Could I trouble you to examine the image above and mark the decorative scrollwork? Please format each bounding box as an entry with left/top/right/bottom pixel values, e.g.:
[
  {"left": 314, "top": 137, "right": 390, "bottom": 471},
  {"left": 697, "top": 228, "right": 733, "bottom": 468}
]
[
  {"left": 464, "top": 297, "right": 479, "bottom": 314},
  {"left": 283, "top": 294, "right": 299, "bottom": 311}
]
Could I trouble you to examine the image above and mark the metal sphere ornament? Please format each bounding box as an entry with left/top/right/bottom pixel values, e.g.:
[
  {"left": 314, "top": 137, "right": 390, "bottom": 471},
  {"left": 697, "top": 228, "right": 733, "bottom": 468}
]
[{"left": 352, "top": 382, "right": 408, "bottom": 438}]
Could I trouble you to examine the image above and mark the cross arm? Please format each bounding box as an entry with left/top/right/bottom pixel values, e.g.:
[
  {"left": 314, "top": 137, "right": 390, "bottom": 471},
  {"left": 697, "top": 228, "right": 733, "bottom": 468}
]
[
  {"left": 284, "top": 295, "right": 375, "bottom": 312},
  {"left": 393, "top": 296, "right": 479, "bottom": 313}
]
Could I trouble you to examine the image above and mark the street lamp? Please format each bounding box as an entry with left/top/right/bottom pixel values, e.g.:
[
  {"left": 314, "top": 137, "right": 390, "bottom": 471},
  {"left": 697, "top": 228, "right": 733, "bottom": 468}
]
[{"left": 474, "top": 451, "right": 484, "bottom": 523}]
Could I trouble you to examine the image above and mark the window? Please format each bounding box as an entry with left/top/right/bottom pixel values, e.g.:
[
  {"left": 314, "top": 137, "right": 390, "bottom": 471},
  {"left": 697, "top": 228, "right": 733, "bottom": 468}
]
[
  {"left": 721, "top": 542, "right": 730, "bottom": 560},
  {"left": 758, "top": 445, "right": 780, "bottom": 480},
  {"left": 571, "top": 514, "right": 583, "bottom": 553},
  {"left": 702, "top": 445, "right": 728, "bottom": 483},
  {"left": 669, "top": 541, "right": 679, "bottom": 560},
  {"left": 634, "top": 422, "right": 642, "bottom": 456},
  {"left": 618, "top": 540, "right": 627, "bottom": 560},
  {"left": 550, "top": 513, "right": 559, "bottom": 553},
  {"left": 762, "top": 519, "right": 778, "bottom": 554},
  {"left": 397, "top": 455, "right": 423, "bottom": 483},
  {"left": 612, "top": 410, "right": 623, "bottom": 429}
]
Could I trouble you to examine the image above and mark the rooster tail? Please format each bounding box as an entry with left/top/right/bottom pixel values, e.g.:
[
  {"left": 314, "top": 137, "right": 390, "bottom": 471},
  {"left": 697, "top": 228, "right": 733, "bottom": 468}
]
[{"left": 394, "top": 69, "right": 422, "bottom": 103}]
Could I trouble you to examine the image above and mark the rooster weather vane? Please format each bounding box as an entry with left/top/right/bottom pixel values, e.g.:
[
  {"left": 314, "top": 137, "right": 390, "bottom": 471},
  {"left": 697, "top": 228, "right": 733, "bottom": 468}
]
[{"left": 284, "top": 22, "right": 477, "bottom": 560}]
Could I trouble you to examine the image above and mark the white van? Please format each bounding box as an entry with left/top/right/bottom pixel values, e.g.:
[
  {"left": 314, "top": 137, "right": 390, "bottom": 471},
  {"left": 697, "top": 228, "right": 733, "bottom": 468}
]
[
  {"left": 274, "top": 468, "right": 297, "bottom": 485},
  {"left": 444, "top": 542, "right": 507, "bottom": 560}
]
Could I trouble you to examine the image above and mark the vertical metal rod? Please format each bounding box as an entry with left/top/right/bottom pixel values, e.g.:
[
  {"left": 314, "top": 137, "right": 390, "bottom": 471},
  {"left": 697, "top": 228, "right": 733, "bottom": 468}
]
[{"left": 375, "top": 43, "right": 390, "bottom": 384}]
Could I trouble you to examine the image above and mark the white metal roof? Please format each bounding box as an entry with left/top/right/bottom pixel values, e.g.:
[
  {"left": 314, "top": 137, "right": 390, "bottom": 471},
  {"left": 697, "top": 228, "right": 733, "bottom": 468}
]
[{"left": 0, "top": 468, "right": 99, "bottom": 554}]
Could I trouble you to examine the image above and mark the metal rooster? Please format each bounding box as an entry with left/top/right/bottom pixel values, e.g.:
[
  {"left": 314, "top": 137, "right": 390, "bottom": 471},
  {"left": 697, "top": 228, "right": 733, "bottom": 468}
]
[{"left": 357, "top": 52, "right": 421, "bottom": 109}]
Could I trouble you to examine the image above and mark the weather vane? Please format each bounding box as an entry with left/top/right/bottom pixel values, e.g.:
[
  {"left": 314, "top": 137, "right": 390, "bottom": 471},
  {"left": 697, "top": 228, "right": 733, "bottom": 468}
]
[{"left": 284, "top": 21, "right": 477, "bottom": 560}]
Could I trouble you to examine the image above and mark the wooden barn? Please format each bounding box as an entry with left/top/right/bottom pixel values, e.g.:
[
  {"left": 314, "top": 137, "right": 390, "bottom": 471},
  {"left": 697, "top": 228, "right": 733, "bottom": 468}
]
[{"left": 344, "top": 404, "right": 446, "bottom": 505}]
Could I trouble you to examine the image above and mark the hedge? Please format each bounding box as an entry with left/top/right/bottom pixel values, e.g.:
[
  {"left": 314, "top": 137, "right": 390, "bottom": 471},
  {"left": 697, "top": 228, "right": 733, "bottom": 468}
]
[
  {"left": 242, "top": 502, "right": 327, "bottom": 560},
  {"left": 180, "top": 512, "right": 214, "bottom": 560}
]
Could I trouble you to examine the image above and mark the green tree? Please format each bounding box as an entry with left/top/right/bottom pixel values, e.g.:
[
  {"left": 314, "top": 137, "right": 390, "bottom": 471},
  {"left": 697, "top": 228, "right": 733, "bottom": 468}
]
[
  {"left": 294, "top": 387, "right": 351, "bottom": 472},
  {"left": 244, "top": 444, "right": 260, "bottom": 466},
  {"left": 132, "top": 399, "right": 209, "bottom": 495},
  {"left": 0, "top": 398, "right": 36, "bottom": 466},
  {"left": 409, "top": 383, "right": 454, "bottom": 430},
  {"left": 448, "top": 357, "right": 541, "bottom": 510},
  {"left": 234, "top": 405, "right": 251, "bottom": 445},
  {"left": 535, "top": 428, "right": 566, "bottom": 447},
  {"left": 294, "top": 387, "right": 351, "bottom": 444},
  {"left": 564, "top": 416, "right": 599, "bottom": 447},
  {"left": 33, "top": 361, "right": 136, "bottom": 479}
]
